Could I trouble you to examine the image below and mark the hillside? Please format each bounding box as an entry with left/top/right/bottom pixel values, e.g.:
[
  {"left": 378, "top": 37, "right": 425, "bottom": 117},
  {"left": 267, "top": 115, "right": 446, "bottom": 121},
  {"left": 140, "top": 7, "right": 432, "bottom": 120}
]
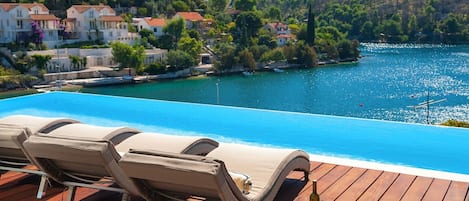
[{"left": 1, "top": 0, "right": 468, "bottom": 43}]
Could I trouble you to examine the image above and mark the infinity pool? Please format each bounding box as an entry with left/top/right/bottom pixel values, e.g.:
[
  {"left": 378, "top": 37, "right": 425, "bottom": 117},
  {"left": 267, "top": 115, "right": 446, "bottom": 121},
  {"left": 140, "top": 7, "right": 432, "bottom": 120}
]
[{"left": 1, "top": 92, "right": 468, "bottom": 176}]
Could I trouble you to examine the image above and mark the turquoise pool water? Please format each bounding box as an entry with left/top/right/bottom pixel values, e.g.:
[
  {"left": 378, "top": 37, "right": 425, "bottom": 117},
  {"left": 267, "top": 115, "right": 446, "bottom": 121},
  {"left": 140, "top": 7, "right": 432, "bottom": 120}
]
[{"left": 1, "top": 92, "right": 469, "bottom": 175}]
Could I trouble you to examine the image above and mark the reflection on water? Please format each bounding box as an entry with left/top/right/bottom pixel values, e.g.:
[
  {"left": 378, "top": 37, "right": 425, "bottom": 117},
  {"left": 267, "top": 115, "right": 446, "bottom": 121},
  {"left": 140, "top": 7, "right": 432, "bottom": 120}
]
[{"left": 82, "top": 44, "right": 469, "bottom": 124}]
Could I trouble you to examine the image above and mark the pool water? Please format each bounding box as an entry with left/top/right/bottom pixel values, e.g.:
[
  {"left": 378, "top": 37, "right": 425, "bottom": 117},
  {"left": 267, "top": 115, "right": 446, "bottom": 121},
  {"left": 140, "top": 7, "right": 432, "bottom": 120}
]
[{"left": 1, "top": 91, "right": 469, "bottom": 175}]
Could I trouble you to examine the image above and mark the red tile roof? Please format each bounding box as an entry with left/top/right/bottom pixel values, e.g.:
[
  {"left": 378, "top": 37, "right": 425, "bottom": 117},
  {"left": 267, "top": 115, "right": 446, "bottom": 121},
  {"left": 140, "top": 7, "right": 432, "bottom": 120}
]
[
  {"left": 176, "top": 12, "right": 203, "bottom": 22},
  {"left": 277, "top": 34, "right": 292, "bottom": 38},
  {"left": 144, "top": 18, "right": 166, "bottom": 27},
  {"left": 100, "top": 15, "right": 123, "bottom": 22},
  {"left": 70, "top": 4, "right": 114, "bottom": 14},
  {"left": 0, "top": 3, "right": 48, "bottom": 12},
  {"left": 30, "top": 14, "right": 59, "bottom": 21},
  {"left": 266, "top": 22, "right": 288, "bottom": 30}
]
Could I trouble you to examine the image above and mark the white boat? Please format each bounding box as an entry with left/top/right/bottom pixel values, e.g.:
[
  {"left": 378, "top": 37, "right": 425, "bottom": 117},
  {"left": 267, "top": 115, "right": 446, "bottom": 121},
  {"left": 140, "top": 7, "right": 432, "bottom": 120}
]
[
  {"left": 273, "top": 68, "right": 284, "bottom": 73},
  {"left": 242, "top": 71, "right": 253, "bottom": 76}
]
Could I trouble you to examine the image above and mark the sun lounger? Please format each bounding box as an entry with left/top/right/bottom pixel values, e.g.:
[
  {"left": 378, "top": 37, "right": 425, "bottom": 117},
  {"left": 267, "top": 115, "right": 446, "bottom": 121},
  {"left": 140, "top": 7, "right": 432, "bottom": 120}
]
[
  {"left": 0, "top": 115, "right": 78, "bottom": 199},
  {"left": 119, "top": 142, "right": 310, "bottom": 201},
  {"left": 22, "top": 125, "right": 219, "bottom": 201}
]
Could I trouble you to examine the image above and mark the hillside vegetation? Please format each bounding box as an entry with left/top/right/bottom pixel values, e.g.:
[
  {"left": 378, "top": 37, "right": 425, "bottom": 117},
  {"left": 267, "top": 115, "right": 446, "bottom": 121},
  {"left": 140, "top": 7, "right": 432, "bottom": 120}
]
[{"left": 2, "top": 0, "right": 467, "bottom": 43}]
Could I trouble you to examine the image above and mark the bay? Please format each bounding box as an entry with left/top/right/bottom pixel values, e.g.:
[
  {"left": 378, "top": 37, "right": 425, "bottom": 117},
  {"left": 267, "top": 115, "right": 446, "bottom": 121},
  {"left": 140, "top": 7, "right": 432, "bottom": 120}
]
[{"left": 82, "top": 43, "right": 469, "bottom": 123}]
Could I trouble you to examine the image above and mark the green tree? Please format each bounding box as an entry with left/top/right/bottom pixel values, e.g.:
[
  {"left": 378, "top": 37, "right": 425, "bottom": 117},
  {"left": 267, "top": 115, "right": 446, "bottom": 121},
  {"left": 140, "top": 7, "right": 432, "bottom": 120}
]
[
  {"left": 172, "top": 1, "right": 190, "bottom": 11},
  {"left": 295, "top": 42, "right": 317, "bottom": 67},
  {"left": 137, "top": 7, "right": 148, "bottom": 17},
  {"left": 257, "top": 34, "right": 277, "bottom": 49},
  {"left": 110, "top": 42, "right": 145, "bottom": 75},
  {"left": 139, "top": 28, "right": 158, "bottom": 47},
  {"left": 216, "top": 43, "right": 238, "bottom": 71},
  {"left": 69, "top": 55, "right": 81, "bottom": 70},
  {"left": 31, "top": 54, "right": 52, "bottom": 71},
  {"left": 163, "top": 18, "right": 186, "bottom": 48},
  {"left": 267, "top": 7, "right": 281, "bottom": 21},
  {"left": 238, "top": 48, "right": 256, "bottom": 71},
  {"left": 235, "top": 11, "right": 263, "bottom": 47},
  {"left": 209, "top": 0, "right": 227, "bottom": 12},
  {"left": 166, "top": 50, "right": 195, "bottom": 70},
  {"left": 177, "top": 35, "right": 203, "bottom": 61},
  {"left": 306, "top": 4, "right": 315, "bottom": 46},
  {"left": 234, "top": 0, "right": 257, "bottom": 11},
  {"left": 336, "top": 40, "right": 354, "bottom": 60},
  {"left": 260, "top": 48, "right": 285, "bottom": 62},
  {"left": 158, "top": 34, "right": 175, "bottom": 49},
  {"left": 443, "top": 14, "right": 461, "bottom": 34}
]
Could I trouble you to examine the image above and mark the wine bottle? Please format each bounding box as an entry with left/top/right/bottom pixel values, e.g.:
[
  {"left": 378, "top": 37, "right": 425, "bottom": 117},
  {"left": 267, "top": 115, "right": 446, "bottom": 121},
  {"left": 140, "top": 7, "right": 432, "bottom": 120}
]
[{"left": 310, "top": 180, "right": 320, "bottom": 201}]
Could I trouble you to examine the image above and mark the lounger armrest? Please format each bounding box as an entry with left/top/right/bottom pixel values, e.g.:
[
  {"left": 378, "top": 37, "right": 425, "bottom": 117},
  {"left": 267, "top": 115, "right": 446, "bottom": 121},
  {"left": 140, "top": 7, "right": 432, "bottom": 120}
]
[
  {"left": 128, "top": 148, "right": 213, "bottom": 161},
  {"left": 115, "top": 133, "right": 218, "bottom": 155}
]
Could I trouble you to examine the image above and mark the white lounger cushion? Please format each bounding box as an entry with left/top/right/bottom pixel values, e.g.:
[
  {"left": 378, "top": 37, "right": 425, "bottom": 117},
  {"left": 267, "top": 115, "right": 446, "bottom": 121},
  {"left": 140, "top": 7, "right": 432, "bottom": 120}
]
[{"left": 0, "top": 115, "right": 79, "bottom": 134}]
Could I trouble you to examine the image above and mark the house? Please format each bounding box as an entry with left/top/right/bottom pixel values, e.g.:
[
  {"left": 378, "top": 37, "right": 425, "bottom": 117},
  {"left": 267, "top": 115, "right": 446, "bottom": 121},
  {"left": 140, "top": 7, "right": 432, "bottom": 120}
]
[
  {"left": 173, "top": 12, "right": 203, "bottom": 29},
  {"left": 135, "top": 17, "right": 166, "bottom": 37},
  {"left": 65, "top": 4, "right": 128, "bottom": 43},
  {"left": 264, "top": 22, "right": 292, "bottom": 46},
  {"left": 0, "top": 3, "right": 60, "bottom": 47},
  {"left": 28, "top": 47, "right": 167, "bottom": 73}
]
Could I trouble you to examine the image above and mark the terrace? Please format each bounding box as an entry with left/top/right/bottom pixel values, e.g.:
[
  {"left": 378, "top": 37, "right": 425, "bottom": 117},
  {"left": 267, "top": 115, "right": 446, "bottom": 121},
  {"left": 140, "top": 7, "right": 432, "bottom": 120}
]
[{"left": 1, "top": 92, "right": 468, "bottom": 200}]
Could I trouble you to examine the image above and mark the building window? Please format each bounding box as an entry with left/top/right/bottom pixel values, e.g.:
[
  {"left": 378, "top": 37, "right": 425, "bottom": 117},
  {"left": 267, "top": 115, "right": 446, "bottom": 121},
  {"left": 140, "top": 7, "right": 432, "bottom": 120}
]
[
  {"left": 77, "top": 21, "right": 80, "bottom": 27},
  {"left": 49, "top": 31, "right": 53, "bottom": 38},
  {"left": 90, "top": 21, "right": 97, "bottom": 29},
  {"left": 109, "top": 32, "right": 112, "bottom": 37},
  {"left": 17, "top": 20, "right": 23, "bottom": 29},
  {"left": 89, "top": 11, "right": 94, "bottom": 18},
  {"left": 34, "top": 9, "right": 39, "bottom": 14},
  {"left": 16, "top": 10, "right": 22, "bottom": 17}
]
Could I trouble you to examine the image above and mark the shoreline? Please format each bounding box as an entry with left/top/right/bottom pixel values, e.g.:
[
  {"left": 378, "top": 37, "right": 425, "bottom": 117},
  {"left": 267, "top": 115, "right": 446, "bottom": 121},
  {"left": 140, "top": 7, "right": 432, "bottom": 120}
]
[{"left": 0, "top": 60, "right": 358, "bottom": 97}]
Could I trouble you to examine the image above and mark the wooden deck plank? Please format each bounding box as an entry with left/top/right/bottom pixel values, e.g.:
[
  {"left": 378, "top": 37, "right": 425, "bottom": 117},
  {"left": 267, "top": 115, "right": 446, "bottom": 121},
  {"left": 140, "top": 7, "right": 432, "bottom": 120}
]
[
  {"left": 308, "top": 163, "right": 337, "bottom": 181},
  {"left": 0, "top": 183, "right": 36, "bottom": 200},
  {"left": 380, "top": 174, "right": 416, "bottom": 201},
  {"left": 357, "top": 171, "right": 399, "bottom": 201},
  {"left": 401, "top": 176, "right": 433, "bottom": 201},
  {"left": 0, "top": 165, "right": 37, "bottom": 186},
  {"left": 320, "top": 167, "right": 367, "bottom": 200},
  {"left": 422, "top": 179, "right": 451, "bottom": 201},
  {"left": 294, "top": 163, "right": 336, "bottom": 200},
  {"left": 316, "top": 165, "right": 352, "bottom": 194},
  {"left": 443, "top": 181, "right": 469, "bottom": 201},
  {"left": 335, "top": 169, "right": 383, "bottom": 201},
  {"left": 2, "top": 161, "right": 469, "bottom": 201}
]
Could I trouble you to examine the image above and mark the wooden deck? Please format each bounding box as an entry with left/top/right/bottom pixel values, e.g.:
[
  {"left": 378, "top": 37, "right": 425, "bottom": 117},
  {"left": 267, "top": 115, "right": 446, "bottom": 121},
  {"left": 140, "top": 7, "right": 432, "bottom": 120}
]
[{"left": 1, "top": 162, "right": 468, "bottom": 201}]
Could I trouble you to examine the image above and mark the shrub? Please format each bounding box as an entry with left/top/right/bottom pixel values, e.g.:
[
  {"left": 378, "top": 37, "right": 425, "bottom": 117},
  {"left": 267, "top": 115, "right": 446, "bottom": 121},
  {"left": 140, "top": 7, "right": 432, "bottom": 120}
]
[{"left": 441, "top": 119, "right": 469, "bottom": 128}]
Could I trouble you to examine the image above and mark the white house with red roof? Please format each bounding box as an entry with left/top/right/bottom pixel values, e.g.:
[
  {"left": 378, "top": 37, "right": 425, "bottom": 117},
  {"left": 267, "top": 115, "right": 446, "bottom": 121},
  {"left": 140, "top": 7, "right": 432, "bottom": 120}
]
[
  {"left": 173, "top": 12, "right": 203, "bottom": 29},
  {"left": 0, "top": 3, "right": 60, "bottom": 47},
  {"left": 135, "top": 17, "right": 166, "bottom": 37},
  {"left": 264, "top": 22, "right": 293, "bottom": 46},
  {"left": 65, "top": 4, "right": 128, "bottom": 43}
]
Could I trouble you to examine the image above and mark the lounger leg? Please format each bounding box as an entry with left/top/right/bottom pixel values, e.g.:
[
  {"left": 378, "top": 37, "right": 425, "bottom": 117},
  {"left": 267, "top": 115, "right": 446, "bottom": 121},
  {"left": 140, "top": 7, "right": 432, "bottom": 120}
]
[
  {"left": 304, "top": 171, "right": 309, "bottom": 182},
  {"left": 121, "top": 193, "right": 131, "bottom": 201},
  {"left": 66, "top": 186, "right": 77, "bottom": 201},
  {"left": 36, "top": 175, "right": 47, "bottom": 199}
]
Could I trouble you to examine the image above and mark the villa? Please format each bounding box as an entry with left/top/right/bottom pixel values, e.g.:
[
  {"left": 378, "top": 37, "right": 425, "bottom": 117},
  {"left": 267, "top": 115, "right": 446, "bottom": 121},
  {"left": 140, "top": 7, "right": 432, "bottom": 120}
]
[
  {"left": 264, "top": 22, "right": 293, "bottom": 46},
  {"left": 133, "top": 17, "right": 166, "bottom": 37},
  {"left": 0, "top": 3, "right": 61, "bottom": 47},
  {"left": 64, "top": 4, "right": 129, "bottom": 43},
  {"left": 173, "top": 11, "right": 204, "bottom": 29}
]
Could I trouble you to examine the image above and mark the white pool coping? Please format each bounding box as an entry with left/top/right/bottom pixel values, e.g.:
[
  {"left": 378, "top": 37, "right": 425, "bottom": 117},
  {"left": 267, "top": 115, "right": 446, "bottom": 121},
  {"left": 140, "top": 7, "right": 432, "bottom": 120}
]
[{"left": 309, "top": 154, "right": 469, "bottom": 183}]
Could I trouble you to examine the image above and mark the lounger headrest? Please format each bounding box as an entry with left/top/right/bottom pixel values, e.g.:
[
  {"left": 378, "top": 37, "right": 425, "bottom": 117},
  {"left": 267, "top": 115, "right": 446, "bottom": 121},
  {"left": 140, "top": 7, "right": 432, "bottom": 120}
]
[{"left": 0, "top": 124, "right": 31, "bottom": 161}]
